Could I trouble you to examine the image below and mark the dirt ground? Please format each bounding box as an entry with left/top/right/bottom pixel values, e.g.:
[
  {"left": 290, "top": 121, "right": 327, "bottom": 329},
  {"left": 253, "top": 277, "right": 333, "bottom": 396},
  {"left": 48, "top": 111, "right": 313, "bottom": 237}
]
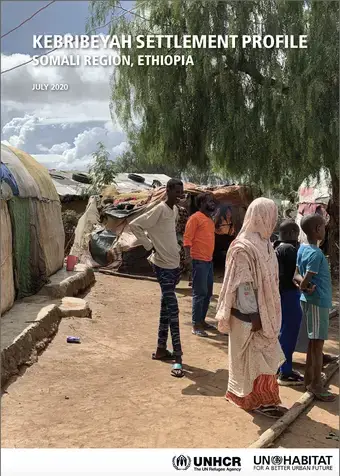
[{"left": 1, "top": 273, "right": 339, "bottom": 448}]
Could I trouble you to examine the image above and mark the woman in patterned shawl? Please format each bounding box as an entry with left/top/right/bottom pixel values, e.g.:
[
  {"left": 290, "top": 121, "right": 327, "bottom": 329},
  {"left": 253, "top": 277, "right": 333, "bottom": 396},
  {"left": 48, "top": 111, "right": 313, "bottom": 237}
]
[{"left": 216, "top": 198, "right": 287, "bottom": 419}]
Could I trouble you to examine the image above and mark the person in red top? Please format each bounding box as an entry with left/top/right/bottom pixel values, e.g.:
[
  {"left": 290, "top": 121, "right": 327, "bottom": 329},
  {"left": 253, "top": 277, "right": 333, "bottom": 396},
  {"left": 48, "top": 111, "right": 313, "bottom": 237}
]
[{"left": 184, "top": 193, "right": 218, "bottom": 337}]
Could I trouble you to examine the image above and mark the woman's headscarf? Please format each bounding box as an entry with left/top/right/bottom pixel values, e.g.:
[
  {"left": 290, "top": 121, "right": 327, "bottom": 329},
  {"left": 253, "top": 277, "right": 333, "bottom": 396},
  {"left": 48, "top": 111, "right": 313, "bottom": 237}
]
[
  {"left": 239, "top": 197, "right": 277, "bottom": 240},
  {"left": 216, "top": 198, "right": 281, "bottom": 349}
]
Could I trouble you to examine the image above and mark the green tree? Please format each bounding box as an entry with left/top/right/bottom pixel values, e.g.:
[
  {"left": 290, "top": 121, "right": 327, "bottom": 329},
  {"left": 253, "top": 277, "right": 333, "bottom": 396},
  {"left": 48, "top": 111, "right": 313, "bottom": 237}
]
[
  {"left": 112, "top": 134, "right": 183, "bottom": 177},
  {"left": 113, "top": 136, "right": 227, "bottom": 184},
  {"left": 88, "top": 0, "right": 339, "bottom": 268},
  {"left": 86, "top": 142, "right": 116, "bottom": 195}
]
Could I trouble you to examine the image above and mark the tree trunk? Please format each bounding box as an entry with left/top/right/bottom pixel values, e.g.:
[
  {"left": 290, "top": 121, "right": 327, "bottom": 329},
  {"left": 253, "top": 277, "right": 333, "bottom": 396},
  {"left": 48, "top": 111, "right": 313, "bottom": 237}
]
[{"left": 328, "top": 169, "right": 339, "bottom": 279}]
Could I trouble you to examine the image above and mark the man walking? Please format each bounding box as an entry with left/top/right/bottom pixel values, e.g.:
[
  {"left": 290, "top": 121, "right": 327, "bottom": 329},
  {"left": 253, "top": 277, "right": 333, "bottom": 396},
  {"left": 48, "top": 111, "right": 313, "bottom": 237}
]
[
  {"left": 184, "top": 193, "right": 217, "bottom": 337},
  {"left": 129, "top": 179, "right": 185, "bottom": 378}
]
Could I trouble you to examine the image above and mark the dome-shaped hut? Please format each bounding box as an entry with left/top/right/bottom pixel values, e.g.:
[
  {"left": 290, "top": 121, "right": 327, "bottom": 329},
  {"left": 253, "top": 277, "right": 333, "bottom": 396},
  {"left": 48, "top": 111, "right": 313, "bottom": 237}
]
[{"left": 1, "top": 144, "right": 65, "bottom": 315}]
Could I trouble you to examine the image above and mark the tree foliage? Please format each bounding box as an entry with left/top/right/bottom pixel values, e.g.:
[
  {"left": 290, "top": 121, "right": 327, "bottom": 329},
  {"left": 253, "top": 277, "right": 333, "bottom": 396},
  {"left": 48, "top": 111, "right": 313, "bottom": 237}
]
[
  {"left": 113, "top": 135, "right": 227, "bottom": 184},
  {"left": 112, "top": 132, "right": 183, "bottom": 177},
  {"left": 86, "top": 141, "right": 116, "bottom": 195},
  {"left": 88, "top": 0, "right": 338, "bottom": 191}
]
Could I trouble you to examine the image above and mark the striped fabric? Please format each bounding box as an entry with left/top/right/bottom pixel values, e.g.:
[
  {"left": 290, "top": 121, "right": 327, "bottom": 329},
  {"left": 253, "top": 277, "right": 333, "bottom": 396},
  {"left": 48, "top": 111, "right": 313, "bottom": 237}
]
[
  {"left": 226, "top": 375, "right": 281, "bottom": 411},
  {"left": 154, "top": 265, "right": 183, "bottom": 357},
  {"left": 302, "top": 302, "right": 330, "bottom": 341}
]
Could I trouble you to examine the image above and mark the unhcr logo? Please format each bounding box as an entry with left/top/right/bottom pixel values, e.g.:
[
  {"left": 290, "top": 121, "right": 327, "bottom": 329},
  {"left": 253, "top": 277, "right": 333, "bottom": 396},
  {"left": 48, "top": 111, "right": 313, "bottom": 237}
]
[
  {"left": 172, "top": 455, "right": 192, "bottom": 470},
  {"left": 172, "top": 455, "right": 242, "bottom": 471}
]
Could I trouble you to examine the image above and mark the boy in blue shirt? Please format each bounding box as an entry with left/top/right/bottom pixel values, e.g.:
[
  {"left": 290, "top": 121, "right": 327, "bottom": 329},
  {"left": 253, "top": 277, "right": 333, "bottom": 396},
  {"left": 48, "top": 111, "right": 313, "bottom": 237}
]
[{"left": 295, "top": 214, "right": 335, "bottom": 402}]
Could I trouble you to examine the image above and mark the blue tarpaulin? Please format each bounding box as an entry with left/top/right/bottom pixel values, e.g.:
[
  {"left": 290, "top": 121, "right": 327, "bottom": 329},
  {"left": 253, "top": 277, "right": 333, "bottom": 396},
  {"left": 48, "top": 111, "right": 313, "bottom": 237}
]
[{"left": 0, "top": 162, "right": 19, "bottom": 196}]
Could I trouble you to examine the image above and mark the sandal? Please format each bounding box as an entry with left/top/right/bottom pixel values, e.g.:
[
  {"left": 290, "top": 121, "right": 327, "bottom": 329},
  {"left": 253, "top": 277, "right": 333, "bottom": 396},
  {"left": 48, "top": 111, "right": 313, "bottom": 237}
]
[
  {"left": 152, "top": 350, "right": 175, "bottom": 361},
  {"left": 323, "top": 354, "right": 339, "bottom": 365},
  {"left": 192, "top": 329, "right": 209, "bottom": 337},
  {"left": 171, "top": 363, "right": 184, "bottom": 378},
  {"left": 308, "top": 388, "right": 336, "bottom": 402},
  {"left": 326, "top": 432, "right": 339, "bottom": 441},
  {"left": 254, "top": 405, "right": 288, "bottom": 419}
]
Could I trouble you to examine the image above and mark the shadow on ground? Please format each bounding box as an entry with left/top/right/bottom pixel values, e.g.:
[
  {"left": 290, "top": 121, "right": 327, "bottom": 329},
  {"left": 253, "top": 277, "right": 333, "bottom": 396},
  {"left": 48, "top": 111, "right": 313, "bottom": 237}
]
[{"left": 182, "top": 365, "right": 229, "bottom": 397}]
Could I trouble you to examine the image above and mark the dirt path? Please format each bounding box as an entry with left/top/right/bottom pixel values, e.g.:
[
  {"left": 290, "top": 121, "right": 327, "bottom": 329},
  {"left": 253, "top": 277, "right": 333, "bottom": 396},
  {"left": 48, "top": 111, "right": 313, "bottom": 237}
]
[{"left": 1, "top": 274, "right": 338, "bottom": 448}]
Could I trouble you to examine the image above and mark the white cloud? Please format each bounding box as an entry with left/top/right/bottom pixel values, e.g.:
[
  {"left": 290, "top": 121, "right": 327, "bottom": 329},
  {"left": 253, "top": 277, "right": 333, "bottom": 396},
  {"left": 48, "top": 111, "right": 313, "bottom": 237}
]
[
  {"left": 2, "top": 115, "right": 40, "bottom": 149},
  {"left": 55, "top": 124, "right": 128, "bottom": 170},
  {"left": 37, "top": 142, "right": 70, "bottom": 154},
  {"left": 1, "top": 38, "right": 129, "bottom": 170},
  {"left": 112, "top": 141, "right": 129, "bottom": 156},
  {"left": 29, "top": 122, "right": 128, "bottom": 171},
  {"left": 1, "top": 40, "right": 119, "bottom": 123},
  {"left": 30, "top": 154, "right": 67, "bottom": 170},
  {"left": 2, "top": 118, "right": 128, "bottom": 171}
]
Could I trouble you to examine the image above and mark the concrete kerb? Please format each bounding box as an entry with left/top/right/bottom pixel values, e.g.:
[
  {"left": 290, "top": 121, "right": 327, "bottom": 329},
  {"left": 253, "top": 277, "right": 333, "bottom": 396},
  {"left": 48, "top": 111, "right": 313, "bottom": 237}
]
[
  {"left": 1, "top": 265, "right": 96, "bottom": 388},
  {"left": 59, "top": 297, "right": 92, "bottom": 318},
  {"left": 38, "top": 264, "right": 95, "bottom": 299},
  {"left": 1, "top": 304, "right": 62, "bottom": 387}
]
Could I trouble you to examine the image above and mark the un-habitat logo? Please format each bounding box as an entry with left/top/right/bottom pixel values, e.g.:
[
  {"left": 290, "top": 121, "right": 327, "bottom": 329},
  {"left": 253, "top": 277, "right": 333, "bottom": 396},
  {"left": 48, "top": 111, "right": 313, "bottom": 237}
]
[
  {"left": 253, "top": 454, "right": 333, "bottom": 471},
  {"left": 173, "top": 455, "right": 192, "bottom": 470}
]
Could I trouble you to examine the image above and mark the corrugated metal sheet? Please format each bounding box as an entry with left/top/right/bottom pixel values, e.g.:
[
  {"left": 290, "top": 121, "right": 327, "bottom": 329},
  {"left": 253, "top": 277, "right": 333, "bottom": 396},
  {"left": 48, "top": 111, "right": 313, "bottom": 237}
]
[
  {"left": 114, "top": 173, "right": 171, "bottom": 193},
  {"left": 49, "top": 170, "right": 87, "bottom": 198},
  {"left": 50, "top": 171, "right": 172, "bottom": 197}
]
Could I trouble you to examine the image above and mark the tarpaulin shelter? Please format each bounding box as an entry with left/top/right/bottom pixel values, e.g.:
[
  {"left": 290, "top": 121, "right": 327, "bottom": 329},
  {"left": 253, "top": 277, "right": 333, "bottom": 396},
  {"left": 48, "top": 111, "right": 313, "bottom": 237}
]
[
  {"left": 296, "top": 168, "right": 331, "bottom": 244},
  {"left": 0, "top": 144, "right": 65, "bottom": 315},
  {"left": 70, "top": 182, "right": 254, "bottom": 275}
]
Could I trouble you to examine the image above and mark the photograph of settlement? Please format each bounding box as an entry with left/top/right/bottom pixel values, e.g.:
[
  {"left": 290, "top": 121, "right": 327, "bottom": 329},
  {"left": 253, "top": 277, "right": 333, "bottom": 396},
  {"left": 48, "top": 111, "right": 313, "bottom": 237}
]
[{"left": 1, "top": 0, "right": 338, "bottom": 450}]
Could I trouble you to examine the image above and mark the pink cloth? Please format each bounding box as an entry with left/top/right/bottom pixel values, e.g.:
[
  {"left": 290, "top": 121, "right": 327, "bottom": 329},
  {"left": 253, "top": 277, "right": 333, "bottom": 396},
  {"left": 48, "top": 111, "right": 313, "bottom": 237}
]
[{"left": 216, "top": 198, "right": 285, "bottom": 396}]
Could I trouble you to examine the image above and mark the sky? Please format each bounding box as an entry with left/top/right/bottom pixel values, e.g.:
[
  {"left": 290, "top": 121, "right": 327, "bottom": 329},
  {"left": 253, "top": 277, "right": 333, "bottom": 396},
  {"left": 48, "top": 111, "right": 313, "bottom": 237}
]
[{"left": 1, "top": 0, "right": 134, "bottom": 171}]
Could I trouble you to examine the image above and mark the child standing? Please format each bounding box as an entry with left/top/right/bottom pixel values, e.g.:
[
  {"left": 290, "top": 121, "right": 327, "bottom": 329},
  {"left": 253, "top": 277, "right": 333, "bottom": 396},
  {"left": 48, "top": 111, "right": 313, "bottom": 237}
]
[
  {"left": 295, "top": 214, "right": 335, "bottom": 401},
  {"left": 274, "top": 220, "right": 304, "bottom": 386}
]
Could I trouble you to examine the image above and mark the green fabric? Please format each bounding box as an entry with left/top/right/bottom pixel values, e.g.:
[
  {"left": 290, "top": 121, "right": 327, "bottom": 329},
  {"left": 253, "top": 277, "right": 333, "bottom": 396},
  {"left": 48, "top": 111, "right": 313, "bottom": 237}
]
[
  {"left": 7, "top": 197, "right": 47, "bottom": 298},
  {"left": 28, "top": 198, "right": 47, "bottom": 291},
  {"left": 8, "top": 197, "right": 31, "bottom": 298}
]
